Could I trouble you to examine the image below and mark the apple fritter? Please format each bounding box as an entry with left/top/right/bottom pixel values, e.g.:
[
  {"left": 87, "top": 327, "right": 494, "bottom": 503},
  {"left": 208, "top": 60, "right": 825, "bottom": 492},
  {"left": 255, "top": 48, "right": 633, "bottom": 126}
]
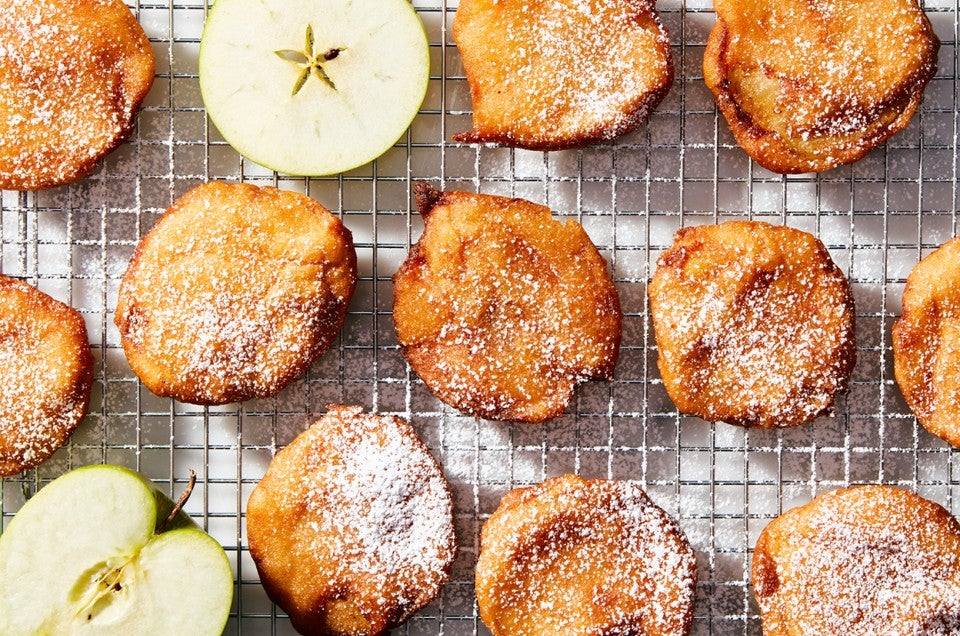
[
  {"left": 703, "top": 0, "right": 939, "bottom": 174},
  {"left": 0, "top": 275, "right": 92, "bottom": 476},
  {"left": 753, "top": 486, "right": 960, "bottom": 635},
  {"left": 453, "top": 0, "right": 674, "bottom": 150},
  {"left": 0, "top": 0, "right": 155, "bottom": 190},
  {"left": 649, "top": 221, "right": 855, "bottom": 428},
  {"left": 393, "top": 184, "right": 622, "bottom": 423},
  {"left": 115, "top": 182, "right": 356, "bottom": 406},
  {"left": 893, "top": 236, "right": 960, "bottom": 447},
  {"left": 476, "top": 474, "right": 697, "bottom": 636},
  {"left": 247, "top": 405, "right": 457, "bottom": 636}
]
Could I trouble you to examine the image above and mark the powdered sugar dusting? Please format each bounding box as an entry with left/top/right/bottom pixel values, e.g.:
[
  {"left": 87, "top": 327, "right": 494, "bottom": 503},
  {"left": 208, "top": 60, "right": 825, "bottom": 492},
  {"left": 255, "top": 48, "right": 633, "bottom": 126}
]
[
  {"left": 754, "top": 486, "right": 960, "bottom": 634},
  {"left": 0, "top": 0, "right": 154, "bottom": 189},
  {"left": 649, "top": 221, "right": 855, "bottom": 428},
  {"left": 302, "top": 407, "right": 455, "bottom": 593},
  {"left": 477, "top": 475, "right": 697, "bottom": 635},
  {"left": 893, "top": 235, "right": 960, "bottom": 448},
  {"left": 394, "top": 188, "right": 621, "bottom": 422},
  {"left": 115, "top": 182, "right": 356, "bottom": 405},
  {"left": 247, "top": 405, "right": 456, "bottom": 634},
  {"left": 454, "top": 0, "right": 673, "bottom": 148},
  {"left": 709, "top": 0, "right": 938, "bottom": 171},
  {"left": 0, "top": 276, "right": 92, "bottom": 475}
]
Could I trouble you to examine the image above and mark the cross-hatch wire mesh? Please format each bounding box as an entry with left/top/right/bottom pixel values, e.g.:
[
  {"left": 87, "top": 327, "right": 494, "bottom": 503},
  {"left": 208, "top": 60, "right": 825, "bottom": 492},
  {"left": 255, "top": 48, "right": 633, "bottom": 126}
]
[{"left": 0, "top": 0, "right": 958, "bottom": 634}]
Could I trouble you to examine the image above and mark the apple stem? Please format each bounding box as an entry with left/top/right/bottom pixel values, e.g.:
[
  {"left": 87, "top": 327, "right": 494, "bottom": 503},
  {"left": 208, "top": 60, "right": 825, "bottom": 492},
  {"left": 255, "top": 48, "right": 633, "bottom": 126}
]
[{"left": 159, "top": 469, "right": 197, "bottom": 532}]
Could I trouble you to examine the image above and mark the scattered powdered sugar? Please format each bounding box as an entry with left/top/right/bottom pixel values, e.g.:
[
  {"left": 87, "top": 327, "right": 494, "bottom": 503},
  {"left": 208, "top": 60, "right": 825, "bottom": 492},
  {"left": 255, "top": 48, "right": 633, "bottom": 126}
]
[
  {"left": 477, "top": 475, "right": 697, "bottom": 635},
  {"left": 0, "top": 0, "right": 154, "bottom": 188},
  {"left": 755, "top": 487, "right": 960, "bottom": 634}
]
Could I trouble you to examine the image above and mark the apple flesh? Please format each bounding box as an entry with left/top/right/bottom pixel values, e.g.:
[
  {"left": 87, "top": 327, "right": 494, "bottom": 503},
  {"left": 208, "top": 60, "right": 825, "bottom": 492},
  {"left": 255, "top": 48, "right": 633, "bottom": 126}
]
[
  {"left": 0, "top": 465, "right": 233, "bottom": 635},
  {"left": 198, "top": 0, "right": 431, "bottom": 176}
]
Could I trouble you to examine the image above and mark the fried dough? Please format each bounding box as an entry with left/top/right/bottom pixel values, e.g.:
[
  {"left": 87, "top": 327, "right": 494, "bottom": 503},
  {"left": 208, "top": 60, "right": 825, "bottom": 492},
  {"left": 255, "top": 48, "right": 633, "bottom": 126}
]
[
  {"left": 703, "top": 0, "right": 939, "bottom": 174},
  {"left": 893, "top": 236, "right": 960, "bottom": 447},
  {"left": 115, "top": 182, "right": 356, "bottom": 406},
  {"left": 0, "top": 275, "right": 92, "bottom": 476},
  {"left": 246, "top": 405, "right": 457, "bottom": 636},
  {"left": 453, "top": 0, "right": 674, "bottom": 150},
  {"left": 0, "top": 0, "right": 155, "bottom": 190},
  {"left": 476, "top": 474, "right": 697, "bottom": 636},
  {"left": 649, "top": 221, "right": 855, "bottom": 428},
  {"left": 753, "top": 486, "right": 960, "bottom": 635},
  {"left": 392, "top": 184, "right": 622, "bottom": 422}
]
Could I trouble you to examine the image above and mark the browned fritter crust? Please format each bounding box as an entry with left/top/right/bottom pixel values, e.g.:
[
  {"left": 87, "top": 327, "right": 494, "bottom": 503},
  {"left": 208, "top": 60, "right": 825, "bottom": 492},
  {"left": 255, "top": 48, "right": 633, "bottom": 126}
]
[
  {"left": 393, "top": 184, "right": 622, "bottom": 423},
  {"left": 753, "top": 486, "right": 960, "bottom": 635},
  {"left": 893, "top": 236, "right": 960, "bottom": 447},
  {"left": 703, "top": 0, "right": 939, "bottom": 174},
  {"left": 115, "top": 182, "right": 356, "bottom": 406},
  {"left": 648, "top": 221, "right": 855, "bottom": 428},
  {"left": 246, "top": 405, "right": 457, "bottom": 636},
  {"left": 0, "top": 0, "right": 155, "bottom": 190},
  {"left": 476, "top": 474, "right": 698, "bottom": 636},
  {"left": 0, "top": 275, "right": 92, "bottom": 476},
  {"left": 453, "top": 0, "right": 674, "bottom": 150}
]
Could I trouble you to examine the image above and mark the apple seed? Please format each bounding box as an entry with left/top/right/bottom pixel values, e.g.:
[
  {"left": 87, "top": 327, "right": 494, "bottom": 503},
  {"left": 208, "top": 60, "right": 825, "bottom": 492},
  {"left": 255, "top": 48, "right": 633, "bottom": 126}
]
[{"left": 274, "top": 25, "right": 345, "bottom": 95}]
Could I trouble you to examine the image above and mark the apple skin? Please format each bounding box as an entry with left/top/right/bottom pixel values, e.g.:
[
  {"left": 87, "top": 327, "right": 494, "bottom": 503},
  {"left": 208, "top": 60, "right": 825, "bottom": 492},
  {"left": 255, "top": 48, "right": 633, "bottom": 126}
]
[
  {"left": 198, "top": 0, "right": 431, "bottom": 176},
  {"left": 0, "top": 464, "right": 233, "bottom": 635}
]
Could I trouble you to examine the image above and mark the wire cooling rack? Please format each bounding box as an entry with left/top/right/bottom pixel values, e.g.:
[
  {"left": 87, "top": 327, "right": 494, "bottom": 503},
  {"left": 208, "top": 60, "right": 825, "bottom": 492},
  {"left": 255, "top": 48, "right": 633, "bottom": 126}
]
[{"left": 1, "top": 1, "right": 958, "bottom": 634}]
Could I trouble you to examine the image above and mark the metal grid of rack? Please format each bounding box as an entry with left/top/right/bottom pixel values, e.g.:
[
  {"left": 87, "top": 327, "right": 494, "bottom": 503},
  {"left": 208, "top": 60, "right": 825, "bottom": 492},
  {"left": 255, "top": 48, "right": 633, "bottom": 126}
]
[{"left": 1, "top": 0, "right": 958, "bottom": 634}]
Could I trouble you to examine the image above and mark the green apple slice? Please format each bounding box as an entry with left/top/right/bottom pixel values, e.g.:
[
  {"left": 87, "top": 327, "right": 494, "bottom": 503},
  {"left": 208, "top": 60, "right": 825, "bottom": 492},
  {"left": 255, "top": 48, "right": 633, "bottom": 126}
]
[
  {"left": 0, "top": 465, "right": 233, "bottom": 635},
  {"left": 198, "top": 0, "right": 430, "bottom": 176}
]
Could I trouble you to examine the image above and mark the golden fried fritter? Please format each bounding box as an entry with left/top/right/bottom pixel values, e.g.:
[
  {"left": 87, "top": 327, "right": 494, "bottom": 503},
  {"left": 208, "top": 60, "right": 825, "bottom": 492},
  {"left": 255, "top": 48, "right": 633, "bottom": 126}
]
[
  {"left": 703, "top": 0, "right": 939, "bottom": 174},
  {"left": 649, "top": 221, "right": 855, "bottom": 428},
  {"left": 453, "top": 0, "right": 673, "bottom": 150},
  {"left": 893, "top": 236, "right": 960, "bottom": 447},
  {"left": 753, "top": 486, "right": 960, "bottom": 635},
  {"left": 115, "top": 182, "right": 356, "bottom": 406},
  {"left": 0, "top": 0, "right": 155, "bottom": 190},
  {"left": 393, "top": 184, "right": 622, "bottom": 423},
  {"left": 476, "top": 474, "right": 697, "bottom": 636},
  {"left": 247, "top": 405, "right": 457, "bottom": 636},
  {"left": 0, "top": 275, "right": 92, "bottom": 476}
]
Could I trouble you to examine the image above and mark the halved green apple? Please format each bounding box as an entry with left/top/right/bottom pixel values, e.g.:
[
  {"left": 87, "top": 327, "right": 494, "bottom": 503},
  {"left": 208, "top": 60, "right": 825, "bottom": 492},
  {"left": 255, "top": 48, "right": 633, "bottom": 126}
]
[
  {"left": 198, "top": 0, "right": 431, "bottom": 176},
  {"left": 0, "top": 465, "right": 233, "bottom": 635}
]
